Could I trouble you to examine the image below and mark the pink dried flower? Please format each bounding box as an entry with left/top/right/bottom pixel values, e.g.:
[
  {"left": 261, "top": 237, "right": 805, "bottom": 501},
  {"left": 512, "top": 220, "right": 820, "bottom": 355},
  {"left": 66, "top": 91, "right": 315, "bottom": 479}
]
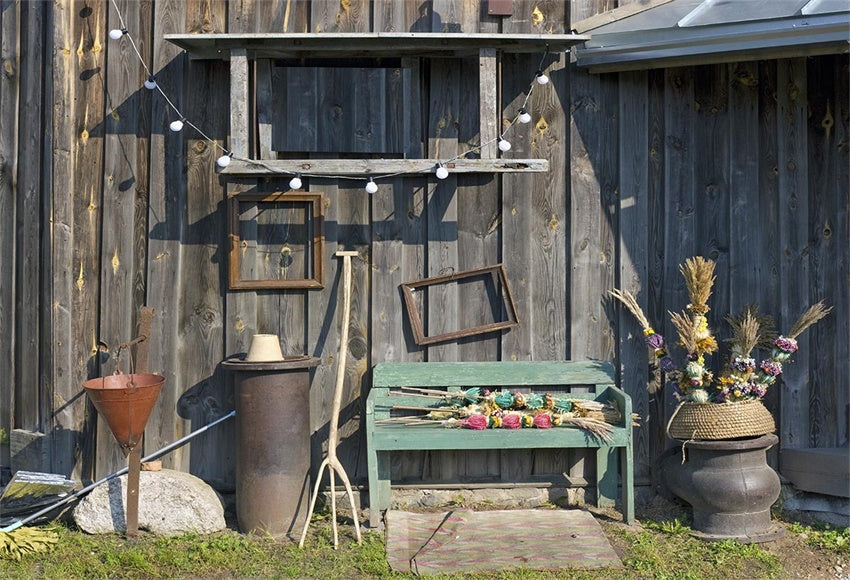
[
  {"left": 501, "top": 414, "right": 521, "bottom": 429},
  {"left": 461, "top": 414, "right": 488, "bottom": 430},
  {"left": 532, "top": 413, "right": 552, "bottom": 429}
]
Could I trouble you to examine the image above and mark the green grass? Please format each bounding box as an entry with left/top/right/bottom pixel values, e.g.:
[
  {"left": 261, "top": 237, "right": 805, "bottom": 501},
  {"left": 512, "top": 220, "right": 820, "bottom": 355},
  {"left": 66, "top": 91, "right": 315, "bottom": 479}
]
[
  {"left": 787, "top": 521, "right": 850, "bottom": 554},
  {"left": 0, "top": 516, "right": 803, "bottom": 579}
]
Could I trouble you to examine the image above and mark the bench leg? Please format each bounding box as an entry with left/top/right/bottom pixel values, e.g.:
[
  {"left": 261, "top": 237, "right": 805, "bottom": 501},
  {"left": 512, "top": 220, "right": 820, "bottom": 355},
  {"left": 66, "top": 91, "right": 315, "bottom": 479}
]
[
  {"left": 367, "top": 449, "right": 391, "bottom": 528},
  {"left": 596, "top": 447, "right": 617, "bottom": 509},
  {"left": 621, "top": 444, "right": 635, "bottom": 525}
]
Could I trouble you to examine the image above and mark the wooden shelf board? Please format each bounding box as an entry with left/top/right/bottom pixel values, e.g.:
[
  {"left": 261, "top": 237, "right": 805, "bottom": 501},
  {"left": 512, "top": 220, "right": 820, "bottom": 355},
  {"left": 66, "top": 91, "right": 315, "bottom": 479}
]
[
  {"left": 165, "top": 32, "right": 588, "bottom": 59},
  {"left": 219, "top": 158, "right": 549, "bottom": 176}
]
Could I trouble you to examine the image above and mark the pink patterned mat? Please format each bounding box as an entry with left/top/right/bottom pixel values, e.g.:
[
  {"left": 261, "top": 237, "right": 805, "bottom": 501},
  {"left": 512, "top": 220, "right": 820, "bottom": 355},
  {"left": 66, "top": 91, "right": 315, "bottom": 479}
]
[{"left": 386, "top": 508, "right": 623, "bottom": 575}]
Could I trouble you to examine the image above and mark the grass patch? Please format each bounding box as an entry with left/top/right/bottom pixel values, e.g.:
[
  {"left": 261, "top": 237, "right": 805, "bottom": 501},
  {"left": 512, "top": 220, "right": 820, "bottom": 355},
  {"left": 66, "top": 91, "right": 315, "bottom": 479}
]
[
  {"left": 0, "top": 517, "right": 806, "bottom": 579},
  {"left": 609, "top": 520, "right": 783, "bottom": 580},
  {"left": 786, "top": 521, "right": 850, "bottom": 554}
]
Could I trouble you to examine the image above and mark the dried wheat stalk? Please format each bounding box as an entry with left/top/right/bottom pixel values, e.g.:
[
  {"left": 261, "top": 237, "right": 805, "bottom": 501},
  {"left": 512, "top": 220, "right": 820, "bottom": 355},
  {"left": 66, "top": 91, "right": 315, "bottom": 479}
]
[{"left": 788, "top": 301, "right": 833, "bottom": 339}]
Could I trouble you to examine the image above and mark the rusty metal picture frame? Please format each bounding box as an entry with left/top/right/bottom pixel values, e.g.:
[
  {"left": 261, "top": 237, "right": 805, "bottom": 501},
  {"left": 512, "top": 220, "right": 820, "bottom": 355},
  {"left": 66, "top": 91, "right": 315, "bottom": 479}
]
[
  {"left": 400, "top": 264, "right": 519, "bottom": 346},
  {"left": 228, "top": 192, "right": 324, "bottom": 290}
]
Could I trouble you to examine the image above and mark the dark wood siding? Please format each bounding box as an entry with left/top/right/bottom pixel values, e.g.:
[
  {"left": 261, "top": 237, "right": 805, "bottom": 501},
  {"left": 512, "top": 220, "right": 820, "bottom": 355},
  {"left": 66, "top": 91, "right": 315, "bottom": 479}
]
[{"left": 1, "top": 1, "right": 847, "bottom": 497}]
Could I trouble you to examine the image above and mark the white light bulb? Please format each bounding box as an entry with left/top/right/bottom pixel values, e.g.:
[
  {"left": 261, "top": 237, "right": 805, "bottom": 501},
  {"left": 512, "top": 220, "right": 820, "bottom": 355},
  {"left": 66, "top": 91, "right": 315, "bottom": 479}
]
[
  {"left": 144, "top": 76, "right": 157, "bottom": 90},
  {"left": 535, "top": 71, "right": 549, "bottom": 85},
  {"left": 289, "top": 175, "right": 302, "bottom": 190},
  {"left": 216, "top": 153, "right": 232, "bottom": 168},
  {"left": 435, "top": 165, "right": 449, "bottom": 180},
  {"left": 169, "top": 119, "right": 184, "bottom": 132},
  {"left": 498, "top": 138, "right": 512, "bottom": 152},
  {"left": 109, "top": 29, "right": 125, "bottom": 40},
  {"left": 365, "top": 179, "right": 378, "bottom": 194},
  {"left": 518, "top": 109, "right": 532, "bottom": 124}
]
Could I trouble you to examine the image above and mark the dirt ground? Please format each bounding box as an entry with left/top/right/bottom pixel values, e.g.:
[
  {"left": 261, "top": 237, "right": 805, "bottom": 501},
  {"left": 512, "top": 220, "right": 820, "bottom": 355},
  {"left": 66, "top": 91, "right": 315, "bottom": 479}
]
[{"left": 593, "top": 495, "right": 848, "bottom": 580}]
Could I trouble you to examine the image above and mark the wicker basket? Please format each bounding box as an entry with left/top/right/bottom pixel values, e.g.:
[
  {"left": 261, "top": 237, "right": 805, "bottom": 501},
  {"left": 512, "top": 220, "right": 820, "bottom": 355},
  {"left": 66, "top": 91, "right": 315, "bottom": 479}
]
[{"left": 667, "top": 399, "right": 776, "bottom": 440}]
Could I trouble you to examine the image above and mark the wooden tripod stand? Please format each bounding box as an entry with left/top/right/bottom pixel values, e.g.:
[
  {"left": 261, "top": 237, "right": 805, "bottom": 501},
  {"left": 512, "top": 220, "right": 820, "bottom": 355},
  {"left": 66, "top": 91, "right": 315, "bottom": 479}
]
[{"left": 298, "top": 251, "right": 363, "bottom": 548}]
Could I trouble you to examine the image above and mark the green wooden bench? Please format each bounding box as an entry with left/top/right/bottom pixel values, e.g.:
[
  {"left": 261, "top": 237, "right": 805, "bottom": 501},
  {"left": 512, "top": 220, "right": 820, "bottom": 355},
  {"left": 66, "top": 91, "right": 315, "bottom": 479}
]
[{"left": 365, "top": 360, "right": 634, "bottom": 527}]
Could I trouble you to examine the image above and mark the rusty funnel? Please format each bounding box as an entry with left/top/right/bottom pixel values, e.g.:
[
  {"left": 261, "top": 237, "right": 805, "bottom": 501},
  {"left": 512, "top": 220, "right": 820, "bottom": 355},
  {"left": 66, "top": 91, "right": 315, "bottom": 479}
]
[{"left": 83, "top": 373, "right": 164, "bottom": 455}]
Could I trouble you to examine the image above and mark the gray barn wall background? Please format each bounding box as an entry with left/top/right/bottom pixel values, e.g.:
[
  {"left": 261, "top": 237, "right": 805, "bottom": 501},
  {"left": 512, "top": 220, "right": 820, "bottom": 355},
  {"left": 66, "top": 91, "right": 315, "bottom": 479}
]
[{"left": 0, "top": 0, "right": 847, "bottom": 496}]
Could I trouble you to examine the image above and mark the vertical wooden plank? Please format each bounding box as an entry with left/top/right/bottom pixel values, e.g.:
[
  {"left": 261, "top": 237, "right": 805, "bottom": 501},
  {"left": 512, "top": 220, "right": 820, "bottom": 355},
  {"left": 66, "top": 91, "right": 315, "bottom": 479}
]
[
  {"left": 96, "top": 0, "right": 148, "bottom": 476},
  {"left": 317, "top": 68, "right": 354, "bottom": 152},
  {"left": 16, "top": 0, "right": 46, "bottom": 436},
  {"left": 829, "top": 55, "right": 850, "bottom": 448},
  {"left": 569, "top": 67, "right": 616, "bottom": 362},
  {"left": 757, "top": 61, "right": 782, "bottom": 460},
  {"left": 371, "top": 175, "right": 427, "bottom": 485},
  {"left": 310, "top": 0, "right": 369, "bottom": 32},
  {"left": 284, "top": 67, "right": 319, "bottom": 152},
  {"left": 499, "top": 51, "right": 534, "bottom": 482},
  {"left": 180, "top": 56, "right": 231, "bottom": 488},
  {"left": 727, "top": 61, "right": 760, "bottom": 314},
  {"left": 646, "top": 67, "right": 667, "bottom": 480},
  {"left": 353, "top": 68, "right": 387, "bottom": 153},
  {"left": 402, "top": 58, "right": 423, "bottom": 159},
  {"left": 424, "top": 57, "right": 459, "bottom": 484},
  {"left": 776, "top": 58, "right": 810, "bottom": 449},
  {"left": 693, "top": 64, "right": 730, "bottom": 333},
  {"left": 616, "top": 69, "right": 651, "bottom": 485},
  {"left": 464, "top": 0, "right": 500, "bottom": 33},
  {"left": 567, "top": 0, "right": 612, "bottom": 490},
  {"left": 0, "top": 0, "right": 20, "bottom": 472},
  {"left": 256, "top": 60, "right": 274, "bottom": 159},
  {"left": 373, "top": 0, "right": 422, "bottom": 32},
  {"left": 662, "top": 66, "right": 696, "bottom": 433},
  {"left": 52, "top": 0, "right": 105, "bottom": 478},
  {"left": 456, "top": 52, "right": 501, "bottom": 479},
  {"left": 478, "top": 48, "right": 497, "bottom": 159},
  {"left": 221, "top": 5, "right": 259, "bottom": 493},
  {"left": 307, "top": 179, "right": 339, "bottom": 482},
  {"left": 528, "top": 52, "right": 572, "bottom": 478},
  {"left": 432, "top": 0, "right": 463, "bottom": 32},
  {"left": 254, "top": 0, "right": 286, "bottom": 33},
  {"left": 145, "top": 0, "right": 188, "bottom": 469},
  {"left": 51, "top": 0, "right": 78, "bottom": 477},
  {"left": 500, "top": 53, "right": 534, "bottom": 365},
  {"left": 805, "top": 55, "right": 845, "bottom": 448},
  {"left": 336, "top": 183, "right": 371, "bottom": 481},
  {"left": 258, "top": 0, "right": 309, "bottom": 33}
]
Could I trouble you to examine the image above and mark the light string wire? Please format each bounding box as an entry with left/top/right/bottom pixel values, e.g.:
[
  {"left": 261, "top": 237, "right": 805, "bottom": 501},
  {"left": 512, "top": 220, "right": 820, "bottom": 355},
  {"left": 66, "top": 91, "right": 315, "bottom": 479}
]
[{"left": 108, "top": 0, "right": 552, "bottom": 189}]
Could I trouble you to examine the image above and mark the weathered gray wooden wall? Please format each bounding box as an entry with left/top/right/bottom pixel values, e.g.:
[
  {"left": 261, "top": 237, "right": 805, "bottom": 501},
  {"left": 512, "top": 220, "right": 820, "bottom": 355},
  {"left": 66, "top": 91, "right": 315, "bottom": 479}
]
[{"left": 0, "top": 0, "right": 847, "bottom": 500}]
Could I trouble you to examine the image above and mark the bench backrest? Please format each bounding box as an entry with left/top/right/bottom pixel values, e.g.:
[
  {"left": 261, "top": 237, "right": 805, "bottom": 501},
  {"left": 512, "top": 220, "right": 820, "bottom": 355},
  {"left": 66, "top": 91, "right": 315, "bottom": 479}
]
[{"left": 372, "top": 360, "right": 615, "bottom": 390}]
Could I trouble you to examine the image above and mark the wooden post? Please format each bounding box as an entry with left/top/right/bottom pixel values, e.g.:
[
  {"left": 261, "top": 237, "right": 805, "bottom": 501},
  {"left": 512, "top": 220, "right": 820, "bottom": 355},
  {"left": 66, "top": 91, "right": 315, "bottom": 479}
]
[{"left": 298, "top": 251, "right": 363, "bottom": 549}]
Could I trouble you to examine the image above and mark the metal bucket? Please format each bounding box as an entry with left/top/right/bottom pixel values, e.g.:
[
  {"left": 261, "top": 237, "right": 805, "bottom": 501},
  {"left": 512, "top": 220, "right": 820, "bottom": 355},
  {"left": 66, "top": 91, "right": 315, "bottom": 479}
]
[{"left": 83, "top": 373, "right": 165, "bottom": 454}]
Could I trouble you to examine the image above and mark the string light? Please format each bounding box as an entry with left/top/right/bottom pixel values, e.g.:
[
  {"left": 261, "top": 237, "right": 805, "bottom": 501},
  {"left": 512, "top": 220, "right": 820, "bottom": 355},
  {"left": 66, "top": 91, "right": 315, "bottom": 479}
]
[
  {"left": 107, "top": 0, "right": 555, "bottom": 188},
  {"left": 216, "top": 152, "right": 233, "bottom": 168}
]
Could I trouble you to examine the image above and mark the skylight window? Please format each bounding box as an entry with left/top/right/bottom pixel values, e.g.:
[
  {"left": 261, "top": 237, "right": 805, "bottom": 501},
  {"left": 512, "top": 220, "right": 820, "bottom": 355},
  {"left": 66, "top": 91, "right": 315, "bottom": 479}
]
[{"left": 678, "top": 0, "right": 810, "bottom": 27}]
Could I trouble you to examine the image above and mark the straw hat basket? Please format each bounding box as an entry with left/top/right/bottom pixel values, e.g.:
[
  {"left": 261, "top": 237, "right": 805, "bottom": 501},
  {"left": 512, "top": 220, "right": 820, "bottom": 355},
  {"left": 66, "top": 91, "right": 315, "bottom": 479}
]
[{"left": 667, "top": 399, "right": 776, "bottom": 440}]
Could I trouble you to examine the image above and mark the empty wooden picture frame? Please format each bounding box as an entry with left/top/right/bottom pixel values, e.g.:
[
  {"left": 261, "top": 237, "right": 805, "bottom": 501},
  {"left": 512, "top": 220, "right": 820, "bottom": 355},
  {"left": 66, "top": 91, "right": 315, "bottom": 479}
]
[
  {"left": 229, "top": 192, "right": 324, "bottom": 289},
  {"left": 401, "top": 264, "right": 519, "bottom": 346}
]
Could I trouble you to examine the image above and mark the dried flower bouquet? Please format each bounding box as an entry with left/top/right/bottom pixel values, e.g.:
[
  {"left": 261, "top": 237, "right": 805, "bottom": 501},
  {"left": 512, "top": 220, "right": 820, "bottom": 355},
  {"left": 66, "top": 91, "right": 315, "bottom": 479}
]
[{"left": 611, "top": 256, "right": 831, "bottom": 405}]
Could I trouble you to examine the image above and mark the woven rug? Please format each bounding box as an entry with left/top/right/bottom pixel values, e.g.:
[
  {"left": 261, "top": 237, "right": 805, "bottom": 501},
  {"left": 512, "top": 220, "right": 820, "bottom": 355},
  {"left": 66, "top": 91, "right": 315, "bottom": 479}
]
[{"left": 385, "top": 508, "right": 622, "bottom": 575}]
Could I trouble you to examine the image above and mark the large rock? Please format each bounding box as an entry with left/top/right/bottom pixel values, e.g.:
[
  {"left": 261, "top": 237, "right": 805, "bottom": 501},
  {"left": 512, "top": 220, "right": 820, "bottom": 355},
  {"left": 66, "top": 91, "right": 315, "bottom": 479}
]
[{"left": 73, "top": 469, "right": 226, "bottom": 535}]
